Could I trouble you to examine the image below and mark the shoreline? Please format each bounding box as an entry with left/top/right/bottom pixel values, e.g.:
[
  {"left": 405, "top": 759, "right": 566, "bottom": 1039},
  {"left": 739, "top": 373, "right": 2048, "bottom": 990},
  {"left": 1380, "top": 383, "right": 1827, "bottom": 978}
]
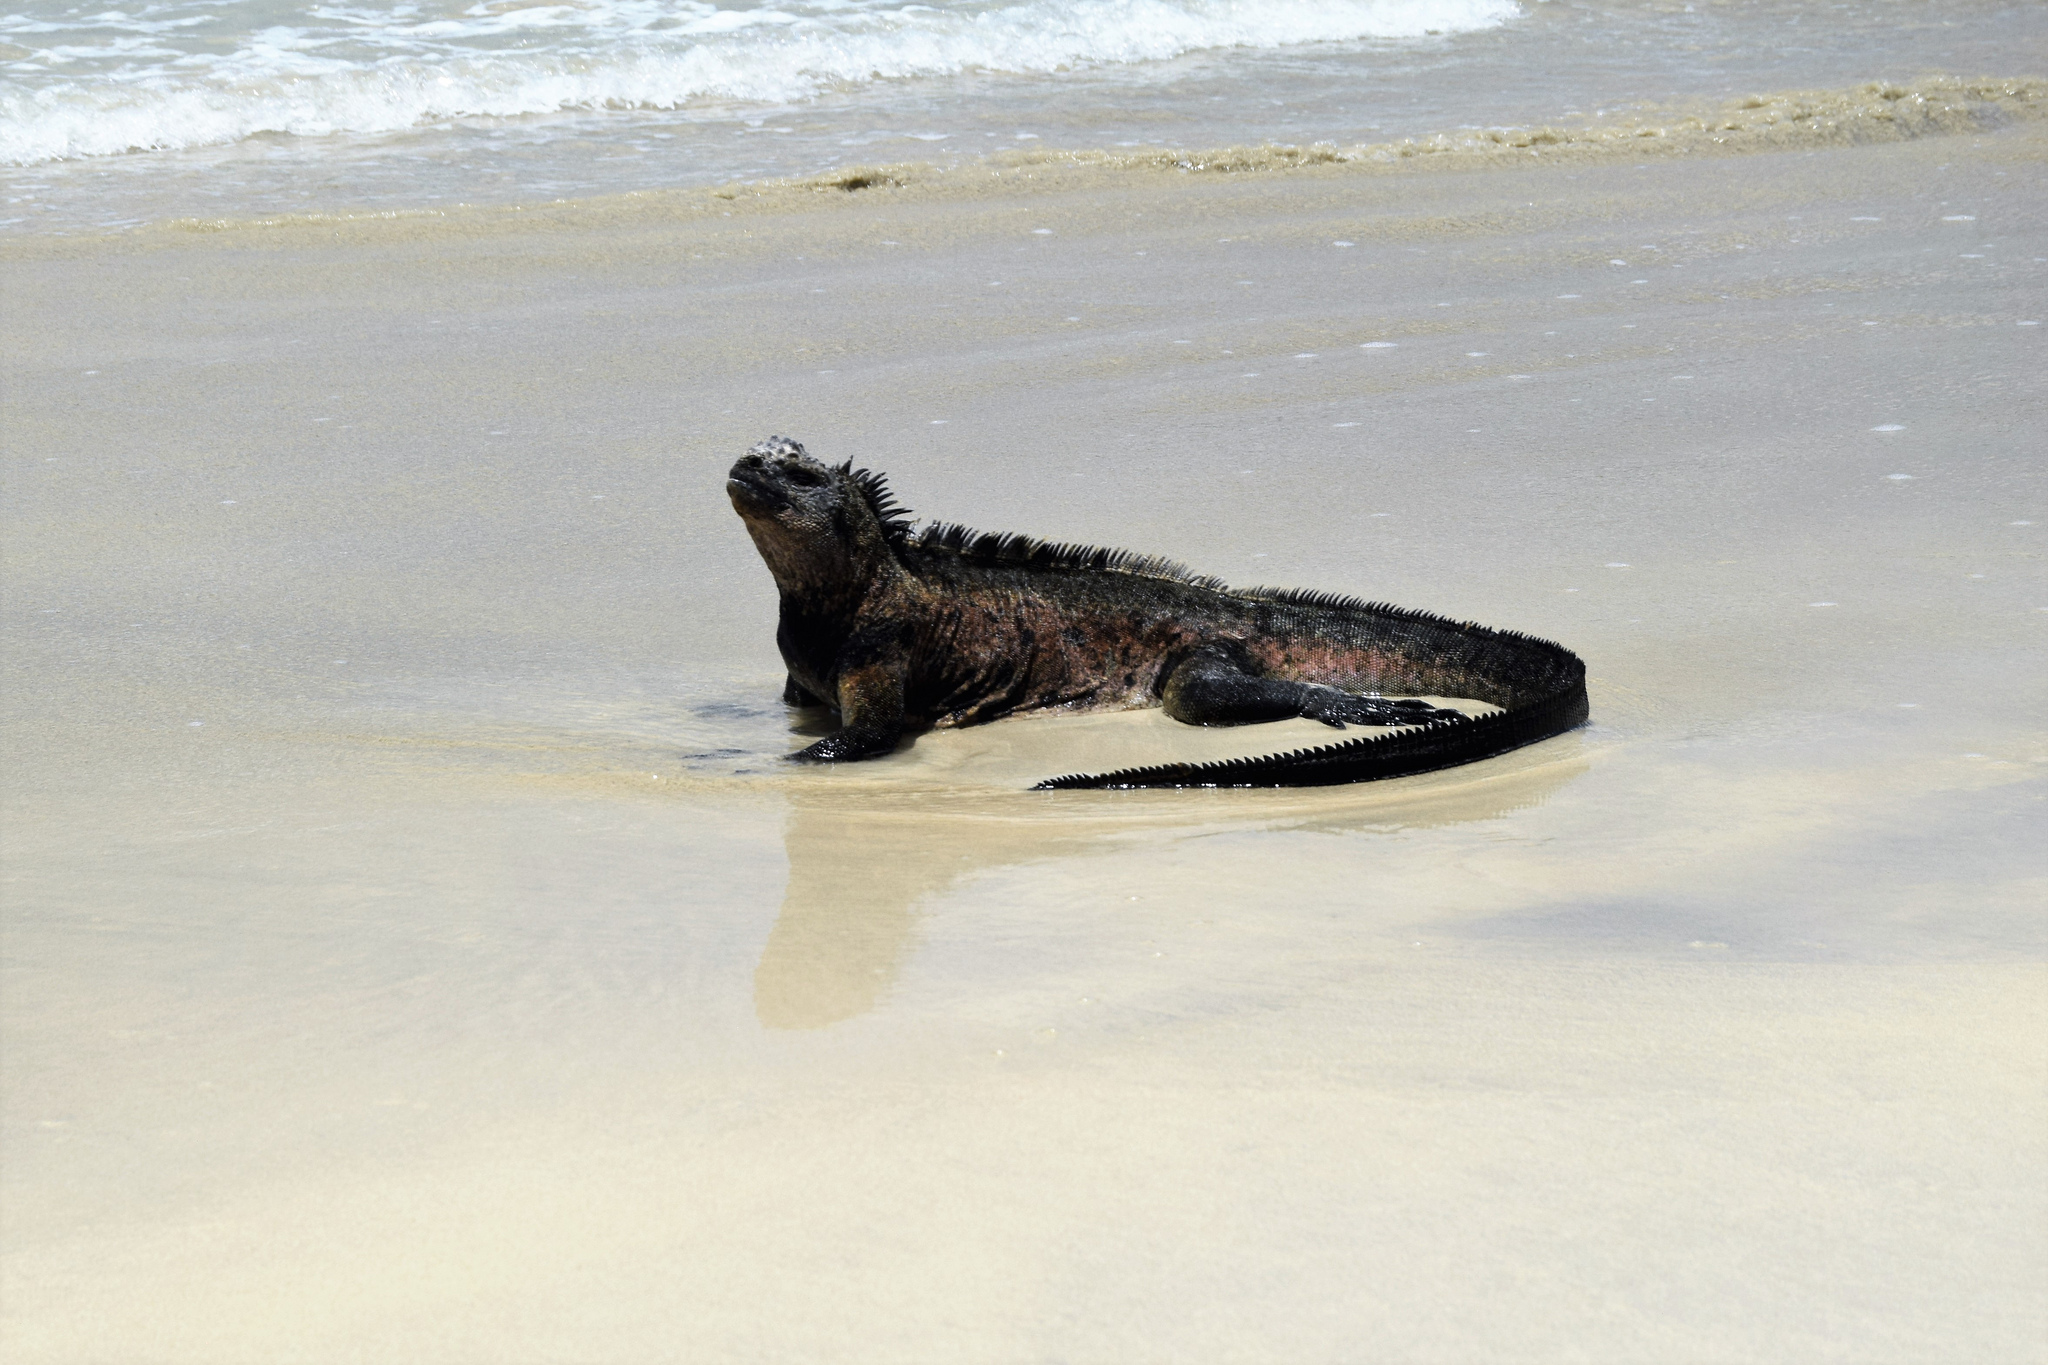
[{"left": 0, "top": 76, "right": 2038, "bottom": 256}]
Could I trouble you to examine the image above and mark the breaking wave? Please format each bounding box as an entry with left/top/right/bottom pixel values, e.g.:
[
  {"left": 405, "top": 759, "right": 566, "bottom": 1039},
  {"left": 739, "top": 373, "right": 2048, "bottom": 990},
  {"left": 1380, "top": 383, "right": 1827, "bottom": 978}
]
[{"left": 0, "top": 0, "right": 1521, "bottom": 163}]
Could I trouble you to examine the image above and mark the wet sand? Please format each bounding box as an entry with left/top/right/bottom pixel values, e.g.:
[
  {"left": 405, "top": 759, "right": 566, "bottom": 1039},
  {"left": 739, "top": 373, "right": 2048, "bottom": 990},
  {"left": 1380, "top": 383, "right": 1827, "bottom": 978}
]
[{"left": 4, "top": 92, "right": 2046, "bottom": 1360}]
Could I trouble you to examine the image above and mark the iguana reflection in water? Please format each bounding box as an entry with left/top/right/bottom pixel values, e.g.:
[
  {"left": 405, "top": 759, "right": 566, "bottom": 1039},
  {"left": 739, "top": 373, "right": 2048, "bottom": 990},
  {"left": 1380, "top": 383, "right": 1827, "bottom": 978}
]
[{"left": 754, "top": 753, "right": 1587, "bottom": 1030}]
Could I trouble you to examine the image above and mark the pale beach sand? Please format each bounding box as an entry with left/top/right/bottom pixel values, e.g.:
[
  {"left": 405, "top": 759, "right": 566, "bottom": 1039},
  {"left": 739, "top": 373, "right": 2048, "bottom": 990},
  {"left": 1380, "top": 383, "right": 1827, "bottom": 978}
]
[{"left": 3, "top": 85, "right": 2046, "bottom": 1360}]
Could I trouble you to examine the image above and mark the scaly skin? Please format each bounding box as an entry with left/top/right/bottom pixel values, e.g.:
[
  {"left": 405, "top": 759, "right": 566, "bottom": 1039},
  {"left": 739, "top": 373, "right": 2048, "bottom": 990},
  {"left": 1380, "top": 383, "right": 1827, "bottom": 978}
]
[{"left": 727, "top": 436, "right": 1588, "bottom": 789}]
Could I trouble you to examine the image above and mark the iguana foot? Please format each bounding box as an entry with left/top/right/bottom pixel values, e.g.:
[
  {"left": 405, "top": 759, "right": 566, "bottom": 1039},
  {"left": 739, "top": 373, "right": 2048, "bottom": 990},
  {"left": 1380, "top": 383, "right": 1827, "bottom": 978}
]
[
  {"left": 789, "top": 725, "right": 902, "bottom": 762},
  {"left": 1163, "top": 646, "right": 1464, "bottom": 730},
  {"left": 1300, "top": 692, "right": 1463, "bottom": 730}
]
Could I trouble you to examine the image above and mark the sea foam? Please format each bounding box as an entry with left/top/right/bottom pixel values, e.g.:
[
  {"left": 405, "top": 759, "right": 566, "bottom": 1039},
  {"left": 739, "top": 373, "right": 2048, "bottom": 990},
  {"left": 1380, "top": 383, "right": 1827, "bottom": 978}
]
[{"left": 0, "top": 0, "right": 1520, "bottom": 163}]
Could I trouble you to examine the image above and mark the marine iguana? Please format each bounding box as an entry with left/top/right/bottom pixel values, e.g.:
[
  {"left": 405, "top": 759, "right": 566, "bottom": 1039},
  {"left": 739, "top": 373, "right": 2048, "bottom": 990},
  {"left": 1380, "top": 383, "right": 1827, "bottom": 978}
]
[{"left": 726, "top": 436, "right": 1588, "bottom": 789}]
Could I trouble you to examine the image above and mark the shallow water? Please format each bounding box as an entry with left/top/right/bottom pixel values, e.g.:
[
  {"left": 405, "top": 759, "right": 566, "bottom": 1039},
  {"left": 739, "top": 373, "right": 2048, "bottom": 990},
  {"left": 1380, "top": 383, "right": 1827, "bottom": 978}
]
[{"left": 4, "top": 112, "right": 2044, "bottom": 1355}]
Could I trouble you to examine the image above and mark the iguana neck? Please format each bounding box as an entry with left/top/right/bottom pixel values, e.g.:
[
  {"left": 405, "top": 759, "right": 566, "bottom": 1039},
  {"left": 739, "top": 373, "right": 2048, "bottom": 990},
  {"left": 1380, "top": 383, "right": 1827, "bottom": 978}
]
[{"left": 772, "top": 540, "right": 907, "bottom": 691}]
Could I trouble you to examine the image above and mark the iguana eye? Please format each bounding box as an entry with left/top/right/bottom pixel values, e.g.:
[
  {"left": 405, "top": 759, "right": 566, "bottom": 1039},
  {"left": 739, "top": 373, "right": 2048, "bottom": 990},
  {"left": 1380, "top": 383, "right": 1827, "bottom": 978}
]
[{"left": 784, "top": 465, "right": 826, "bottom": 487}]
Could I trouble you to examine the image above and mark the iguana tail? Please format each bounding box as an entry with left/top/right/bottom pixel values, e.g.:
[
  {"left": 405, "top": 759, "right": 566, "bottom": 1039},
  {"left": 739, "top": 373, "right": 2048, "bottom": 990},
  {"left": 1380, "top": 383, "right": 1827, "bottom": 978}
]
[{"left": 1034, "top": 609, "right": 1588, "bottom": 790}]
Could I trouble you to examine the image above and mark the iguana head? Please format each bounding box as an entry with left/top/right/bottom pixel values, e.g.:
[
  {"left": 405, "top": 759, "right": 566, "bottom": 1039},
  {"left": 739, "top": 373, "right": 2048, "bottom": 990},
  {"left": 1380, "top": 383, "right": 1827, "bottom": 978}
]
[{"left": 726, "top": 436, "right": 911, "bottom": 597}]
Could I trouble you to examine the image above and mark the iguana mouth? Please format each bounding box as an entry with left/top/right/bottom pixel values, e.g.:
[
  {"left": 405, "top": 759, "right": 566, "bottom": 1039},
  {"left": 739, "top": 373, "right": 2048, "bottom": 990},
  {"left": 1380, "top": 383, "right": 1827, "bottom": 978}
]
[{"left": 725, "top": 464, "right": 788, "bottom": 514}]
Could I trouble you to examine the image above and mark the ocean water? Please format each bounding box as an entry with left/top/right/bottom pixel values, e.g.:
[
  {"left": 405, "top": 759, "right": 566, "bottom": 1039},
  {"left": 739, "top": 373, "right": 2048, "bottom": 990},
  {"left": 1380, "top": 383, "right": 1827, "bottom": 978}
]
[{"left": 3, "top": 0, "right": 2044, "bottom": 233}]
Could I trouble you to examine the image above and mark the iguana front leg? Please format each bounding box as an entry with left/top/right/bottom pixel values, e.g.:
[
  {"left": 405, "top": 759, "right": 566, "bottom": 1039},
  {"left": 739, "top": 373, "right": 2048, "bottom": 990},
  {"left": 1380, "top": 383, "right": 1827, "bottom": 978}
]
[
  {"left": 1163, "top": 644, "right": 1462, "bottom": 729},
  {"left": 791, "top": 660, "right": 907, "bottom": 762}
]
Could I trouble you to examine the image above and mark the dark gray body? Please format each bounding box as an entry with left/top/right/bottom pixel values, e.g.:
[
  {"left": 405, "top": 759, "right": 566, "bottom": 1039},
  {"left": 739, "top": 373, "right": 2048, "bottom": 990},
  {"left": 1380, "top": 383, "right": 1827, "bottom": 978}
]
[{"left": 727, "top": 437, "right": 1588, "bottom": 788}]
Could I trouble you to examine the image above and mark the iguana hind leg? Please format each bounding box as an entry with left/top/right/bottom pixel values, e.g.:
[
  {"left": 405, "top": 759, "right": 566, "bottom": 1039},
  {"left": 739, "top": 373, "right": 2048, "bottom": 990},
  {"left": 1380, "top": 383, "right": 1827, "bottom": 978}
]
[{"left": 1163, "top": 644, "right": 1462, "bottom": 730}]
